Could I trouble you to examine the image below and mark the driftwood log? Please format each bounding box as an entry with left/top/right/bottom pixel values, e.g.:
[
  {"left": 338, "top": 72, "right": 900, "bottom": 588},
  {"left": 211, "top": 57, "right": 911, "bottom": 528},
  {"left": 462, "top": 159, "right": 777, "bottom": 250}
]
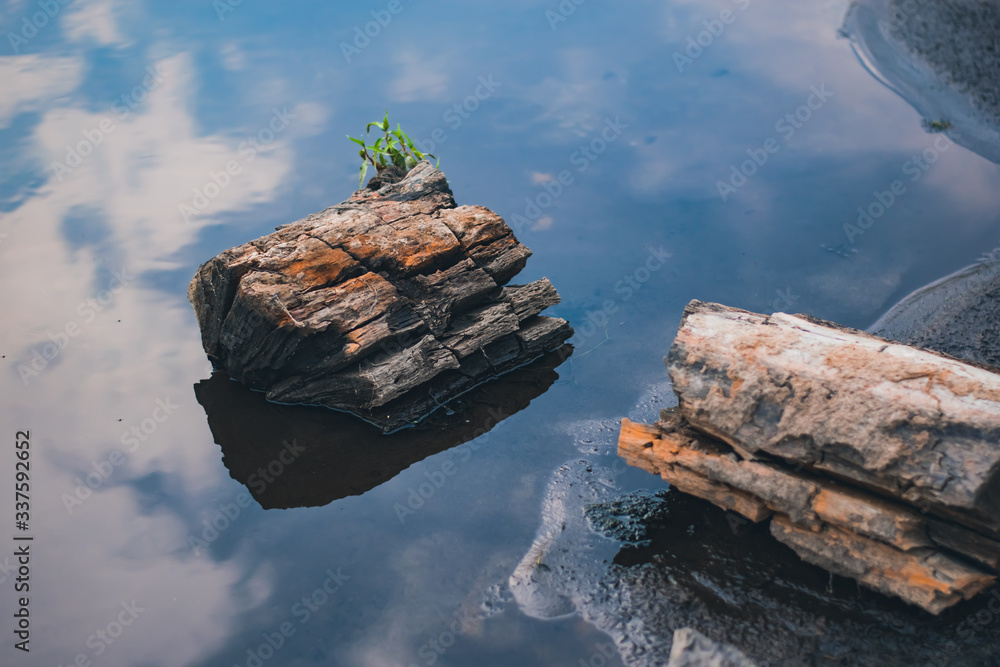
[
  {"left": 619, "top": 300, "right": 1000, "bottom": 614},
  {"left": 188, "top": 163, "right": 572, "bottom": 431}
]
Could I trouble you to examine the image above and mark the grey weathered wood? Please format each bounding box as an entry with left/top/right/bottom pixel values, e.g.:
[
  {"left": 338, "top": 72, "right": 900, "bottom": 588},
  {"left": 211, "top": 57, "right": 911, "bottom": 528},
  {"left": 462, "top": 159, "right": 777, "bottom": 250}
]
[
  {"left": 502, "top": 278, "right": 561, "bottom": 322},
  {"left": 441, "top": 303, "right": 521, "bottom": 358},
  {"left": 622, "top": 298, "right": 1000, "bottom": 613},
  {"left": 188, "top": 163, "right": 572, "bottom": 431},
  {"left": 666, "top": 300, "right": 1000, "bottom": 538}
]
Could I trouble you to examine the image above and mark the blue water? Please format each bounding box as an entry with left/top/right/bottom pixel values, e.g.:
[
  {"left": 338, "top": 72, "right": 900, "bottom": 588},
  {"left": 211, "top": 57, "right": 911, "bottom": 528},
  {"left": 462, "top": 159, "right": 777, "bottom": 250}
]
[{"left": 3, "top": 1, "right": 1000, "bottom": 665}]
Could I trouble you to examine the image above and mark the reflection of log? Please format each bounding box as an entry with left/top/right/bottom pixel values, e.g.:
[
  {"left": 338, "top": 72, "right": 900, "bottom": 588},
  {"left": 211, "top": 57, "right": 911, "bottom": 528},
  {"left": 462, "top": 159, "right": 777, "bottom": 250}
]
[
  {"left": 188, "top": 162, "right": 572, "bottom": 432},
  {"left": 194, "top": 345, "right": 570, "bottom": 509},
  {"left": 619, "top": 299, "right": 1000, "bottom": 614}
]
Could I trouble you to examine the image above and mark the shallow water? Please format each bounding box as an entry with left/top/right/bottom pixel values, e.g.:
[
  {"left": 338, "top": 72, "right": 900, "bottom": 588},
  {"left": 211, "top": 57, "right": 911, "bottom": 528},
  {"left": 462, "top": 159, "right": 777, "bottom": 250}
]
[{"left": 3, "top": 1, "right": 1000, "bottom": 665}]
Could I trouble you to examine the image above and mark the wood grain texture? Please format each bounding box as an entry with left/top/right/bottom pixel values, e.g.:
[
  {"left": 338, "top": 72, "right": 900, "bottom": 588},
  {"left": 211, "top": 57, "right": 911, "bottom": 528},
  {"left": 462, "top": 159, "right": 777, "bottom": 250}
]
[
  {"left": 619, "top": 414, "right": 998, "bottom": 614},
  {"left": 189, "top": 163, "right": 572, "bottom": 431},
  {"left": 667, "top": 300, "right": 1000, "bottom": 538},
  {"left": 619, "top": 298, "right": 1000, "bottom": 613}
]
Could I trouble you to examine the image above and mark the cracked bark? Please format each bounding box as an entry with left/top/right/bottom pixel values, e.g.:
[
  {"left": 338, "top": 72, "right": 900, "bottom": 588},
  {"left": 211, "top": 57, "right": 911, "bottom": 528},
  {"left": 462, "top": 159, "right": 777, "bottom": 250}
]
[
  {"left": 618, "top": 299, "right": 1000, "bottom": 614},
  {"left": 666, "top": 300, "right": 1000, "bottom": 538},
  {"left": 188, "top": 163, "right": 572, "bottom": 431}
]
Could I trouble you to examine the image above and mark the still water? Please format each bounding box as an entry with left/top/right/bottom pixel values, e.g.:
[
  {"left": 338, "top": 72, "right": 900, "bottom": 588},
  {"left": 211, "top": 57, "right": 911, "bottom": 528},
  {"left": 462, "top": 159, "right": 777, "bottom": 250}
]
[{"left": 3, "top": 1, "right": 1000, "bottom": 665}]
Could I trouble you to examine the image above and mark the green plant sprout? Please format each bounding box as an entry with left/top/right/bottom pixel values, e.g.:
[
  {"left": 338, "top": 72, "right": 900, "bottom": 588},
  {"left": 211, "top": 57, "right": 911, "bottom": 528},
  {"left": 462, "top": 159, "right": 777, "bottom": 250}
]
[
  {"left": 348, "top": 110, "right": 438, "bottom": 187},
  {"left": 922, "top": 118, "right": 952, "bottom": 133}
]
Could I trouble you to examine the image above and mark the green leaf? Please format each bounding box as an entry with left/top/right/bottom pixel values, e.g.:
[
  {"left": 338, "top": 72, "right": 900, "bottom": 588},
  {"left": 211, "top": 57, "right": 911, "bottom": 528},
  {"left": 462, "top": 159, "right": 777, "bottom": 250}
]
[
  {"left": 359, "top": 162, "right": 368, "bottom": 188},
  {"left": 353, "top": 113, "right": 439, "bottom": 179}
]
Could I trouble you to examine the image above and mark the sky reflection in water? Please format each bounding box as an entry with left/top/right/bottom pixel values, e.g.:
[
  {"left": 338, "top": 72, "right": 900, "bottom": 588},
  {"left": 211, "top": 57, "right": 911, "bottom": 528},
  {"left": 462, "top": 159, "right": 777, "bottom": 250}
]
[{"left": 2, "top": 0, "right": 1000, "bottom": 665}]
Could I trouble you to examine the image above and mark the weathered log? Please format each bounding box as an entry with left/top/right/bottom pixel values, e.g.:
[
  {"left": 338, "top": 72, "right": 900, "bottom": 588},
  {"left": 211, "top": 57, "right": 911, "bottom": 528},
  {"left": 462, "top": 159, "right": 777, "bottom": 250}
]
[
  {"left": 770, "top": 516, "right": 993, "bottom": 615},
  {"left": 620, "top": 415, "right": 936, "bottom": 551},
  {"left": 666, "top": 300, "right": 1000, "bottom": 538},
  {"left": 188, "top": 162, "right": 572, "bottom": 431},
  {"left": 619, "top": 415, "right": 997, "bottom": 614},
  {"left": 619, "top": 418, "right": 772, "bottom": 523},
  {"left": 620, "top": 298, "right": 1000, "bottom": 613}
]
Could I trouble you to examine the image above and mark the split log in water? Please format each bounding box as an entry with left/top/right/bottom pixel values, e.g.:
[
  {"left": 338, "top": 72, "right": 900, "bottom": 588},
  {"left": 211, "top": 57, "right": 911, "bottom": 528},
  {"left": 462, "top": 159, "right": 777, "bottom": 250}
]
[
  {"left": 619, "top": 300, "right": 1000, "bottom": 614},
  {"left": 619, "top": 417, "right": 996, "bottom": 614},
  {"left": 666, "top": 301, "right": 1000, "bottom": 539}
]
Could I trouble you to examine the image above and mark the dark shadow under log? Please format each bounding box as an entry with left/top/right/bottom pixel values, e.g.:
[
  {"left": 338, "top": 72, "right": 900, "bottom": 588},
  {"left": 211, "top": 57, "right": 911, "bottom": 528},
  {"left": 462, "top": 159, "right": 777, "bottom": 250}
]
[{"left": 195, "top": 344, "right": 571, "bottom": 509}]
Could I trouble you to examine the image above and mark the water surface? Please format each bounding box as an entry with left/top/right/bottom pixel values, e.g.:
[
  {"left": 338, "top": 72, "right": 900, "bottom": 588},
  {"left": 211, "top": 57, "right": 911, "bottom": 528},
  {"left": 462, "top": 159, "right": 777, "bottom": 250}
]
[{"left": 3, "top": 1, "right": 1000, "bottom": 665}]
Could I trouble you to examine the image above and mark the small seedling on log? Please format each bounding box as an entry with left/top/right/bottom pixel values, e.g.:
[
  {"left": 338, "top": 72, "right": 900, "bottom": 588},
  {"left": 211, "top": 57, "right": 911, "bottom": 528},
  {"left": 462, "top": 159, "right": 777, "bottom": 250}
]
[
  {"left": 922, "top": 118, "right": 952, "bottom": 133},
  {"left": 348, "top": 110, "right": 438, "bottom": 187}
]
